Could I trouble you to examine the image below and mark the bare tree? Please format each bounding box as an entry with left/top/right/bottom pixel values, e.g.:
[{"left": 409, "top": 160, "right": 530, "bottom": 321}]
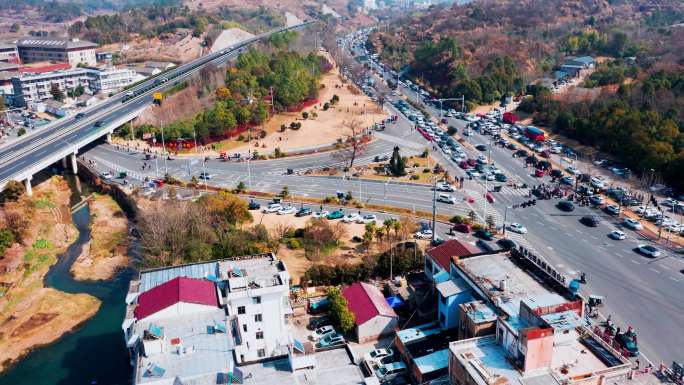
[{"left": 334, "top": 118, "right": 369, "bottom": 169}]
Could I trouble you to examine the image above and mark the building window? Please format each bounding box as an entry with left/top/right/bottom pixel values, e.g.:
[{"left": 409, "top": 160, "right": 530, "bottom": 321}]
[
  {"left": 254, "top": 314, "right": 263, "bottom": 322},
  {"left": 256, "top": 331, "right": 264, "bottom": 340},
  {"left": 252, "top": 296, "right": 261, "bottom": 304},
  {"left": 257, "top": 349, "right": 265, "bottom": 358},
  {"left": 237, "top": 306, "right": 246, "bottom": 315},
  {"left": 243, "top": 324, "right": 247, "bottom": 333}
]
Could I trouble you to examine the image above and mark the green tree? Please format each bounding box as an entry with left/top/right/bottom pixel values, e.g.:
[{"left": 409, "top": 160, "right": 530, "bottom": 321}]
[
  {"left": 1, "top": 180, "right": 25, "bottom": 202},
  {"left": 280, "top": 185, "right": 290, "bottom": 198},
  {"left": 388, "top": 146, "right": 406, "bottom": 176},
  {"left": 9, "top": 23, "right": 20, "bottom": 33},
  {"left": 50, "top": 83, "right": 65, "bottom": 101},
  {"left": 326, "top": 287, "right": 355, "bottom": 334}
]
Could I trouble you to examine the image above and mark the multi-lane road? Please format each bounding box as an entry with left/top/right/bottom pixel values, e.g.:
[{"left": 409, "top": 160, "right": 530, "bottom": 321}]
[{"left": 0, "top": 21, "right": 315, "bottom": 189}]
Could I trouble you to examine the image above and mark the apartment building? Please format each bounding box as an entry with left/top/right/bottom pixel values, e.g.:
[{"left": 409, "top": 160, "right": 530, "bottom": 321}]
[
  {"left": 0, "top": 43, "right": 19, "bottom": 63},
  {"left": 87, "top": 67, "right": 137, "bottom": 93},
  {"left": 122, "top": 253, "right": 292, "bottom": 385},
  {"left": 16, "top": 37, "right": 97, "bottom": 66}
]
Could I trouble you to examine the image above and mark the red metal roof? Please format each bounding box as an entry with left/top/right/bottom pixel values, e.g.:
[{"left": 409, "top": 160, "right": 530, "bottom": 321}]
[
  {"left": 427, "top": 240, "right": 480, "bottom": 271},
  {"left": 18, "top": 63, "right": 71, "bottom": 74},
  {"left": 134, "top": 277, "right": 218, "bottom": 320},
  {"left": 342, "top": 282, "right": 397, "bottom": 326}
]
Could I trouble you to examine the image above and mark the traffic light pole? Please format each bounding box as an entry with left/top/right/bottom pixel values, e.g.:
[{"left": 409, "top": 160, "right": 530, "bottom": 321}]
[{"left": 502, "top": 206, "right": 510, "bottom": 235}]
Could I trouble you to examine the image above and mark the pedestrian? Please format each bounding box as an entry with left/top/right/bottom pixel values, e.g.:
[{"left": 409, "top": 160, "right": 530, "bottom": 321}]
[{"left": 635, "top": 358, "right": 640, "bottom": 368}]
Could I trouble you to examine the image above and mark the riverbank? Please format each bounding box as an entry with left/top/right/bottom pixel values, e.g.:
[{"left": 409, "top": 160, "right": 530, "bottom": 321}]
[
  {"left": 0, "top": 176, "right": 101, "bottom": 372},
  {"left": 70, "top": 193, "right": 130, "bottom": 281}
]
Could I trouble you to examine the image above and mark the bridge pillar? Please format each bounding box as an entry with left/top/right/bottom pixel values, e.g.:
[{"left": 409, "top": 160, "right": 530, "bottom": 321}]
[
  {"left": 24, "top": 177, "right": 33, "bottom": 197},
  {"left": 106, "top": 132, "right": 112, "bottom": 143},
  {"left": 62, "top": 156, "right": 68, "bottom": 168},
  {"left": 70, "top": 153, "right": 78, "bottom": 174}
]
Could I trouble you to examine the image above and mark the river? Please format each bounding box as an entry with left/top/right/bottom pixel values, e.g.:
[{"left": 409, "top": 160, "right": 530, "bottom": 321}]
[{"left": 0, "top": 176, "right": 132, "bottom": 385}]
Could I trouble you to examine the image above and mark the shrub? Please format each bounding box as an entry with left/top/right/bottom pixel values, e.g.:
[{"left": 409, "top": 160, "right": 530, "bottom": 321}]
[
  {"left": 259, "top": 129, "right": 267, "bottom": 139},
  {"left": 422, "top": 168, "right": 430, "bottom": 173},
  {"left": 421, "top": 148, "right": 429, "bottom": 158},
  {"left": 302, "top": 111, "right": 309, "bottom": 119},
  {"left": 323, "top": 196, "right": 340, "bottom": 204},
  {"left": 286, "top": 238, "right": 302, "bottom": 249},
  {"left": 471, "top": 223, "right": 484, "bottom": 231},
  {"left": 410, "top": 174, "right": 420, "bottom": 180},
  {"left": 18, "top": 127, "right": 26, "bottom": 136},
  {"left": 280, "top": 124, "right": 287, "bottom": 132},
  {"left": 323, "top": 102, "right": 330, "bottom": 111},
  {"left": 237, "top": 134, "right": 245, "bottom": 141}
]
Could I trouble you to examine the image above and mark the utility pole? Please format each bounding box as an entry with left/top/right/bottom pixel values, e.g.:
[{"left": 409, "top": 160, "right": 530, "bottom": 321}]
[
  {"left": 431, "top": 179, "right": 437, "bottom": 244},
  {"left": 160, "top": 116, "right": 168, "bottom": 174},
  {"left": 428, "top": 97, "right": 462, "bottom": 121}
]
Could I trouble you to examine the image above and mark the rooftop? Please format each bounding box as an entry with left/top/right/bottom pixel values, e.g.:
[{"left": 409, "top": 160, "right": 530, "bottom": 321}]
[
  {"left": 133, "top": 309, "right": 234, "bottom": 385},
  {"left": 436, "top": 277, "right": 471, "bottom": 298},
  {"left": 138, "top": 253, "right": 287, "bottom": 294},
  {"left": 342, "top": 282, "right": 397, "bottom": 325},
  {"left": 17, "top": 37, "right": 97, "bottom": 50},
  {"left": 461, "top": 301, "right": 497, "bottom": 324},
  {"left": 134, "top": 276, "right": 219, "bottom": 320},
  {"left": 427, "top": 239, "right": 481, "bottom": 271},
  {"left": 550, "top": 329, "right": 608, "bottom": 380},
  {"left": 450, "top": 335, "right": 524, "bottom": 384}
]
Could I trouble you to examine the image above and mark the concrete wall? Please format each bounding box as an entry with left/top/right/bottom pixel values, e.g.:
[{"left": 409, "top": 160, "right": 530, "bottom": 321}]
[
  {"left": 439, "top": 289, "right": 472, "bottom": 330},
  {"left": 230, "top": 289, "right": 288, "bottom": 363},
  {"left": 141, "top": 302, "right": 218, "bottom": 322},
  {"left": 357, "top": 315, "right": 398, "bottom": 343}
]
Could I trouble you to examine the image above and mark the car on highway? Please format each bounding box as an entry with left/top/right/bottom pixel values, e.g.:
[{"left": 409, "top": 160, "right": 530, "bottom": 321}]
[
  {"left": 310, "top": 325, "right": 335, "bottom": 341},
  {"left": 74, "top": 112, "right": 86, "bottom": 119},
  {"left": 263, "top": 203, "right": 282, "bottom": 213},
  {"left": 609, "top": 230, "right": 626, "bottom": 240},
  {"left": 357, "top": 214, "right": 377, "bottom": 224},
  {"left": 277, "top": 206, "right": 296, "bottom": 215},
  {"left": 295, "top": 207, "right": 313, "bottom": 217},
  {"left": 580, "top": 216, "right": 600, "bottom": 227},
  {"left": 605, "top": 204, "right": 620, "bottom": 215},
  {"left": 316, "top": 333, "right": 345, "bottom": 348},
  {"left": 623, "top": 217, "right": 643, "bottom": 230},
  {"left": 248, "top": 200, "right": 261, "bottom": 210},
  {"left": 635, "top": 244, "right": 661, "bottom": 258},
  {"left": 474, "top": 229, "right": 494, "bottom": 241},
  {"left": 414, "top": 229, "right": 433, "bottom": 239},
  {"left": 436, "top": 182, "right": 455, "bottom": 192},
  {"left": 94, "top": 120, "right": 105, "bottom": 127},
  {"left": 313, "top": 210, "right": 329, "bottom": 219},
  {"left": 327, "top": 210, "right": 345, "bottom": 220},
  {"left": 342, "top": 213, "right": 361, "bottom": 223},
  {"left": 557, "top": 201, "right": 575, "bottom": 212},
  {"left": 437, "top": 193, "right": 456, "bottom": 204},
  {"left": 507, "top": 223, "right": 527, "bottom": 234}
]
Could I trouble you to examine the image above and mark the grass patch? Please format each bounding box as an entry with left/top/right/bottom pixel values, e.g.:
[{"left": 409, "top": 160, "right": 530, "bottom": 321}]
[{"left": 34, "top": 198, "right": 56, "bottom": 209}]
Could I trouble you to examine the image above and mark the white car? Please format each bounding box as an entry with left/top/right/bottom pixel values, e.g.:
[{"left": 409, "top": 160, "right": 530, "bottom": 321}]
[
  {"left": 609, "top": 230, "right": 626, "bottom": 240},
  {"left": 100, "top": 171, "right": 113, "bottom": 180},
  {"left": 277, "top": 206, "right": 296, "bottom": 215},
  {"left": 605, "top": 204, "right": 620, "bottom": 215},
  {"left": 483, "top": 172, "right": 495, "bottom": 181},
  {"left": 636, "top": 244, "right": 661, "bottom": 258},
  {"left": 414, "top": 229, "right": 433, "bottom": 239},
  {"left": 466, "top": 169, "right": 481, "bottom": 178},
  {"left": 437, "top": 193, "right": 455, "bottom": 204},
  {"left": 623, "top": 218, "right": 643, "bottom": 230},
  {"left": 263, "top": 203, "right": 282, "bottom": 213},
  {"left": 477, "top": 155, "right": 488, "bottom": 163},
  {"left": 508, "top": 223, "right": 528, "bottom": 234},
  {"left": 313, "top": 210, "right": 329, "bottom": 218},
  {"left": 436, "top": 183, "right": 455, "bottom": 192},
  {"left": 342, "top": 213, "right": 361, "bottom": 223},
  {"left": 376, "top": 362, "right": 408, "bottom": 382},
  {"left": 310, "top": 325, "right": 335, "bottom": 341},
  {"left": 442, "top": 147, "right": 452, "bottom": 156},
  {"left": 566, "top": 166, "right": 579, "bottom": 175},
  {"left": 363, "top": 348, "right": 394, "bottom": 366},
  {"left": 356, "top": 214, "right": 377, "bottom": 224}
]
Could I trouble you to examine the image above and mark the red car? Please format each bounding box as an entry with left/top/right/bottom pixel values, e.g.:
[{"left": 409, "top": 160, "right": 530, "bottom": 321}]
[
  {"left": 534, "top": 168, "right": 545, "bottom": 177},
  {"left": 485, "top": 192, "right": 495, "bottom": 203},
  {"left": 459, "top": 161, "right": 471, "bottom": 169},
  {"left": 450, "top": 223, "right": 472, "bottom": 234},
  {"left": 467, "top": 159, "right": 477, "bottom": 167}
]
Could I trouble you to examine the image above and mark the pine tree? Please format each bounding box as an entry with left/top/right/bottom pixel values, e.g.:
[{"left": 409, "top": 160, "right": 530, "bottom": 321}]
[{"left": 389, "top": 146, "right": 406, "bottom": 176}]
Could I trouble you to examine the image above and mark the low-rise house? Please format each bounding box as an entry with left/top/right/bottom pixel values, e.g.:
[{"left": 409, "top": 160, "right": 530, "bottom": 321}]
[
  {"left": 394, "top": 323, "right": 456, "bottom": 384},
  {"left": 424, "top": 240, "right": 481, "bottom": 284},
  {"left": 342, "top": 282, "right": 398, "bottom": 342}
]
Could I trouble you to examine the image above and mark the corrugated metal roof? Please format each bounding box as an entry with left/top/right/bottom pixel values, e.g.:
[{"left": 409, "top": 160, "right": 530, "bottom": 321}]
[
  {"left": 134, "top": 277, "right": 218, "bottom": 320},
  {"left": 342, "top": 282, "right": 397, "bottom": 325},
  {"left": 427, "top": 240, "right": 480, "bottom": 271}
]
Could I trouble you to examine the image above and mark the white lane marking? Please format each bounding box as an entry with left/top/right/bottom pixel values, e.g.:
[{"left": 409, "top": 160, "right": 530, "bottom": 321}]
[
  {"left": 649, "top": 268, "right": 660, "bottom": 274},
  {"left": 631, "top": 259, "right": 641, "bottom": 265}
]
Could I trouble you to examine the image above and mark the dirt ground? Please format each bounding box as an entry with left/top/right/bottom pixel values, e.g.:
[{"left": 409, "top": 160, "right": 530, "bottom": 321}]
[
  {"left": 0, "top": 176, "right": 101, "bottom": 372},
  {"left": 254, "top": 211, "right": 369, "bottom": 284},
  {"left": 100, "top": 28, "right": 204, "bottom": 64},
  {"left": 71, "top": 194, "right": 129, "bottom": 281}
]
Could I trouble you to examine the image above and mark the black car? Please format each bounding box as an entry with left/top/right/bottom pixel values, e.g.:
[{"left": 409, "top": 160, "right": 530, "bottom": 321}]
[
  {"left": 506, "top": 143, "right": 518, "bottom": 150},
  {"left": 577, "top": 173, "right": 591, "bottom": 183},
  {"left": 557, "top": 201, "right": 575, "bottom": 212},
  {"left": 307, "top": 315, "right": 331, "bottom": 330},
  {"left": 74, "top": 113, "right": 85, "bottom": 119},
  {"left": 295, "top": 207, "right": 313, "bottom": 217},
  {"left": 474, "top": 229, "right": 494, "bottom": 241},
  {"left": 537, "top": 161, "right": 551, "bottom": 170},
  {"left": 247, "top": 200, "right": 261, "bottom": 210},
  {"left": 94, "top": 120, "right": 105, "bottom": 127},
  {"left": 476, "top": 239, "right": 496, "bottom": 252},
  {"left": 496, "top": 238, "right": 517, "bottom": 251},
  {"left": 580, "top": 216, "right": 600, "bottom": 227},
  {"left": 475, "top": 144, "right": 488, "bottom": 151},
  {"left": 550, "top": 169, "right": 563, "bottom": 178},
  {"left": 513, "top": 149, "right": 529, "bottom": 158}
]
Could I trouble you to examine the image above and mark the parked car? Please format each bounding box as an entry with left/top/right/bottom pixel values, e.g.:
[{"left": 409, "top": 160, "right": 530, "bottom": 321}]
[
  {"left": 263, "top": 203, "right": 282, "bottom": 213},
  {"left": 609, "top": 230, "right": 626, "bottom": 240},
  {"left": 605, "top": 204, "right": 620, "bottom": 215},
  {"left": 342, "top": 213, "right": 361, "bottom": 223},
  {"left": 557, "top": 201, "right": 575, "bottom": 212},
  {"left": 580, "top": 216, "right": 601, "bottom": 227},
  {"left": 635, "top": 244, "right": 661, "bottom": 258},
  {"left": 295, "top": 207, "right": 313, "bottom": 217},
  {"left": 313, "top": 210, "right": 330, "bottom": 218},
  {"left": 317, "top": 333, "right": 345, "bottom": 348},
  {"left": 507, "top": 223, "right": 528, "bottom": 234},
  {"left": 437, "top": 193, "right": 456, "bottom": 204},
  {"left": 248, "top": 200, "right": 261, "bottom": 210},
  {"left": 74, "top": 112, "right": 85, "bottom": 119},
  {"left": 450, "top": 223, "right": 472, "bottom": 234},
  {"left": 357, "top": 214, "right": 377, "bottom": 224},
  {"left": 589, "top": 195, "right": 605, "bottom": 205},
  {"left": 496, "top": 238, "right": 517, "bottom": 251},
  {"left": 100, "top": 171, "right": 113, "bottom": 180},
  {"left": 566, "top": 166, "right": 579, "bottom": 174},
  {"left": 363, "top": 348, "right": 394, "bottom": 366},
  {"left": 307, "top": 315, "right": 331, "bottom": 330},
  {"left": 615, "top": 332, "right": 639, "bottom": 357},
  {"left": 375, "top": 362, "right": 407, "bottom": 383},
  {"left": 277, "top": 206, "right": 296, "bottom": 215},
  {"left": 326, "top": 210, "right": 345, "bottom": 220},
  {"left": 310, "top": 325, "right": 335, "bottom": 341},
  {"left": 414, "top": 229, "right": 433, "bottom": 239},
  {"left": 623, "top": 218, "right": 643, "bottom": 230}
]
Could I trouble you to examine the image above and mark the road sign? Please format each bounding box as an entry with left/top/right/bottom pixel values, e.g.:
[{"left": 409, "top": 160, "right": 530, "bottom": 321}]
[{"left": 153, "top": 92, "right": 162, "bottom": 101}]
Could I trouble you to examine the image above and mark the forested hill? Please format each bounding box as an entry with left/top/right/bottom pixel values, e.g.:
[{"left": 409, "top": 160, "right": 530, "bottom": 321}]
[{"left": 0, "top": 0, "right": 181, "bottom": 22}]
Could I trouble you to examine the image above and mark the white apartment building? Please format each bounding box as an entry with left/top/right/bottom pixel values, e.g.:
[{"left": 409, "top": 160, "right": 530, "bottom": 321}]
[
  {"left": 87, "top": 67, "right": 137, "bottom": 93},
  {"left": 0, "top": 43, "right": 19, "bottom": 63},
  {"left": 16, "top": 37, "right": 97, "bottom": 67}
]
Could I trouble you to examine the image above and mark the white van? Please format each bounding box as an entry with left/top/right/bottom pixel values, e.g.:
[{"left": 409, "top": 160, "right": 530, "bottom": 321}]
[{"left": 375, "top": 362, "right": 407, "bottom": 382}]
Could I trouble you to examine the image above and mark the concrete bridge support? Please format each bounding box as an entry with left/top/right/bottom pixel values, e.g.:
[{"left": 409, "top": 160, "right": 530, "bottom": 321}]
[
  {"left": 70, "top": 153, "right": 78, "bottom": 174},
  {"left": 24, "top": 177, "right": 32, "bottom": 197}
]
